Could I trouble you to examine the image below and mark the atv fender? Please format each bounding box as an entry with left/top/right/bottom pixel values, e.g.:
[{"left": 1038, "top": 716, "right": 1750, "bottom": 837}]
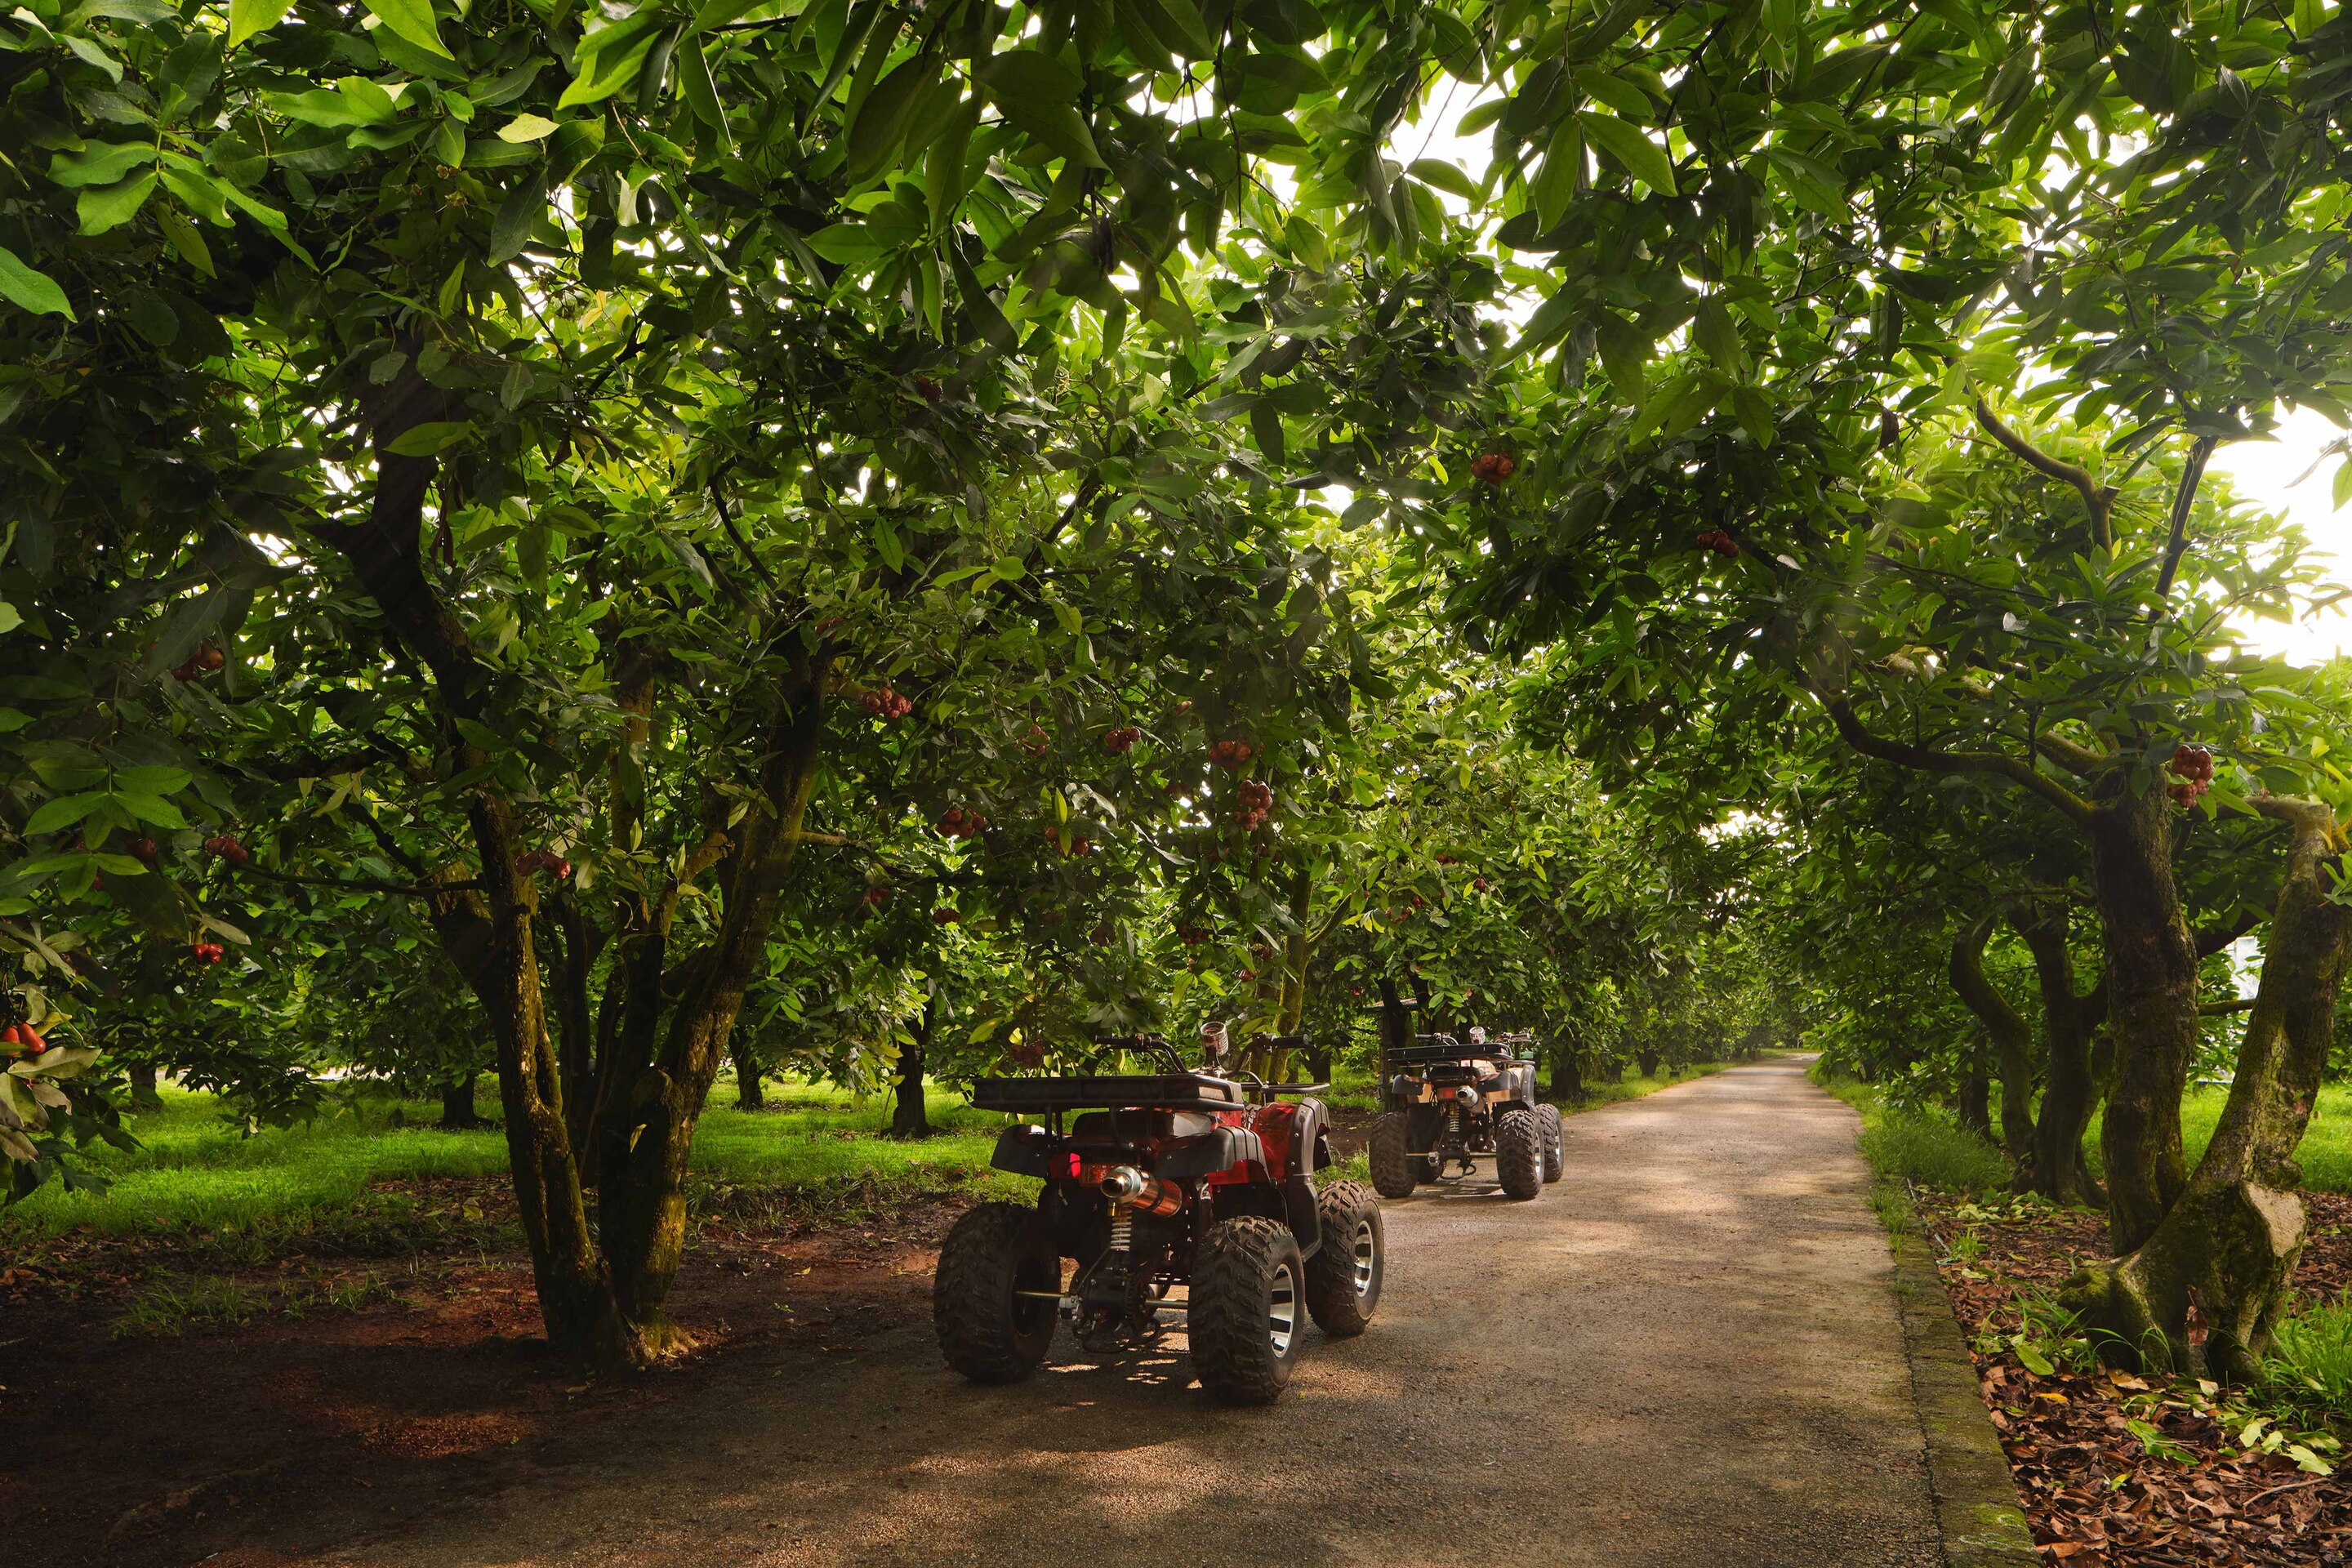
[
  {"left": 990, "top": 1124, "right": 1054, "bottom": 1178},
  {"left": 1155, "top": 1127, "right": 1267, "bottom": 1181},
  {"left": 1282, "top": 1174, "right": 1321, "bottom": 1258}
]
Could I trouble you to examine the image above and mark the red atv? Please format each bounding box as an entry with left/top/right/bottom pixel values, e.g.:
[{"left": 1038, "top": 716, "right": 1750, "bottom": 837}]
[{"left": 935, "top": 1032, "right": 1383, "bottom": 1405}]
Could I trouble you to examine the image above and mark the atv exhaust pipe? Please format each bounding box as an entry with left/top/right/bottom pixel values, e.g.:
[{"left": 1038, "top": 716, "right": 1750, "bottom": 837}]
[{"left": 1098, "top": 1165, "right": 1187, "bottom": 1216}]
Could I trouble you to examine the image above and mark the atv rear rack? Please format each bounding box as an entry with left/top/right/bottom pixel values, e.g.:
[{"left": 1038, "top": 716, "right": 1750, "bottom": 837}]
[{"left": 972, "top": 1073, "right": 1330, "bottom": 1114}]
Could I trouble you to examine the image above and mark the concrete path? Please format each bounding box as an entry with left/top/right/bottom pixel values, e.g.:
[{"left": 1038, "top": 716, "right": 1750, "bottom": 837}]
[{"left": 323, "top": 1060, "right": 1943, "bottom": 1567}]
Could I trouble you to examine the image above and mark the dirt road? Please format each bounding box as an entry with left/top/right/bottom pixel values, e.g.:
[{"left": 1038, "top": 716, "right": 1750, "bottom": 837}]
[{"left": 316, "top": 1060, "right": 1942, "bottom": 1568}]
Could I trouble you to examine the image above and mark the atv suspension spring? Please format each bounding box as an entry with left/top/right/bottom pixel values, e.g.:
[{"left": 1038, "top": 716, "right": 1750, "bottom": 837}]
[{"left": 1108, "top": 1209, "right": 1134, "bottom": 1257}]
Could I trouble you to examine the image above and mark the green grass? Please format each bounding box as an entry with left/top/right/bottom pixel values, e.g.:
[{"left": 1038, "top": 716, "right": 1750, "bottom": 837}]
[
  {"left": 4, "top": 1076, "right": 1016, "bottom": 1241},
  {"left": 2270, "top": 1294, "right": 2352, "bottom": 1414},
  {"left": 2085, "top": 1082, "right": 2352, "bottom": 1197},
  {"left": 1811, "top": 1068, "right": 2012, "bottom": 1193}
]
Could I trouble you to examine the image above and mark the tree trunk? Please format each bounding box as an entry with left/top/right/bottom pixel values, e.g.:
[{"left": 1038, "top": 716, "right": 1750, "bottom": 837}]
[
  {"left": 890, "top": 1000, "right": 934, "bottom": 1139},
  {"left": 2067, "top": 799, "right": 2352, "bottom": 1380},
  {"left": 335, "top": 366, "right": 636, "bottom": 1370},
  {"left": 125, "top": 1060, "right": 161, "bottom": 1108},
  {"left": 1949, "top": 913, "right": 2034, "bottom": 1170},
  {"left": 2087, "top": 781, "right": 2204, "bottom": 1254},
  {"left": 440, "top": 1075, "right": 482, "bottom": 1129},
  {"left": 599, "top": 675, "right": 827, "bottom": 1345},
  {"left": 450, "top": 793, "right": 636, "bottom": 1368},
  {"left": 1636, "top": 1048, "right": 1660, "bottom": 1078},
  {"left": 548, "top": 892, "right": 599, "bottom": 1158},
  {"left": 733, "top": 1035, "right": 766, "bottom": 1111},
  {"left": 1551, "top": 1042, "right": 1584, "bottom": 1102},
  {"left": 1954, "top": 1066, "right": 1992, "bottom": 1141},
  {"left": 1376, "top": 978, "right": 1411, "bottom": 1084},
  {"left": 2018, "top": 906, "right": 2107, "bottom": 1207}
]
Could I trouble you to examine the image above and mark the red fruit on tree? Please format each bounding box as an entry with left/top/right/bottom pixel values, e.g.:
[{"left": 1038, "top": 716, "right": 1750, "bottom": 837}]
[
  {"left": 129, "top": 836, "right": 158, "bottom": 864},
  {"left": 1209, "top": 739, "right": 1253, "bottom": 770},
  {"left": 862, "top": 886, "right": 891, "bottom": 907},
  {"left": 1473, "top": 877, "right": 1489, "bottom": 891},
  {"left": 1470, "top": 452, "right": 1516, "bottom": 486},
  {"left": 913, "top": 374, "right": 943, "bottom": 403},
  {"left": 1103, "top": 725, "right": 1141, "bottom": 755},
  {"left": 196, "top": 641, "right": 225, "bottom": 672},
  {"left": 203, "top": 834, "right": 250, "bottom": 866},
  {"left": 1021, "top": 724, "right": 1050, "bottom": 756},
  {"left": 933, "top": 907, "right": 960, "bottom": 926},
  {"left": 170, "top": 657, "right": 200, "bottom": 681}
]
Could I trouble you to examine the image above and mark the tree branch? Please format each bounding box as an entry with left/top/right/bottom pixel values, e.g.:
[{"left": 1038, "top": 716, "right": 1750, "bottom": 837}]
[
  {"left": 233, "top": 861, "right": 480, "bottom": 898},
  {"left": 2154, "top": 434, "right": 2217, "bottom": 599},
  {"left": 1974, "top": 398, "right": 2115, "bottom": 550},
  {"left": 1816, "top": 694, "right": 2096, "bottom": 826}
]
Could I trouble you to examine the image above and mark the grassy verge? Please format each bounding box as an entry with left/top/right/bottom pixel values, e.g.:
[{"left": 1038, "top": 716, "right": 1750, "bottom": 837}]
[
  {"left": 3, "top": 1077, "right": 1017, "bottom": 1243},
  {"left": 1810, "top": 1067, "right": 2012, "bottom": 1194},
  {"left": 1820, "top": 1064, "right": 2352, "bottom": 1435},
  {"left": 2088, "top": 1082, "right": 2352, "bottom": 1196}
]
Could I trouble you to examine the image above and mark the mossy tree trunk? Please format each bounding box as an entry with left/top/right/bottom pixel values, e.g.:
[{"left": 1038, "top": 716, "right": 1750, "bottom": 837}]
[
  {"left": 1949, "top": 913, "right": 2033, "bottom": 1170},
  {"left": 2086, "top": 779, "right": 2204, "bottom": 1254},
  {"left": 2067, "top": 798, "right": 2352, "bottom": 1379},
  {"left": 2016, "top": 905, "right": 2107, "bottom": 1208}
]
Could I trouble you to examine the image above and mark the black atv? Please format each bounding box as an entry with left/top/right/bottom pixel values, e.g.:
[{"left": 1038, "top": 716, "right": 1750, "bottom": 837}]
[
  {"left": 934, "top": 1032, "right": 1383, "bottom": 1405},
  {"left": 1368, "top": 1029, "right": 1565, "bottom": 1200}
]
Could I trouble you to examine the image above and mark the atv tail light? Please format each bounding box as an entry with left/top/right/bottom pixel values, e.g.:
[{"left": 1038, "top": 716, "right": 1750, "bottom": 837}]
[{"left": 1062, "top": 1152, "right": 1084, "bottom": 1180}]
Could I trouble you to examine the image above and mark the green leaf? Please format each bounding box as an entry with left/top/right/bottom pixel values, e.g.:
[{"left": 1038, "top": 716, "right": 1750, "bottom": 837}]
[
  {"left": 1577, "top": 110, "right": 1675, "bottom": 195},
  {"left": 498, "top": 113, "right": 559, "bottom": 142},
  {"left": 48, "top": 140, "right": 151, "bottom": 189},
  {"left": 113, "top": 791, "right": 186, "bottom": 829},
  {"left": 383, "top": 421, "right": 473, "bottom": 457},
  {"left": 24, "top": 792, "right": 107, "bottom": 836},
  {"left": 76, "top": 172, "right": 157, "bottom": 236},
  {"left": 559, "top": 12, "right": 666, "bottom": 108},
  {"left": 677, "top": 42, "right": 732, "bottom": 152},
  {"left": 0, "top": 247, "right": 74, "bottom": 321},
  {"left": 360, "top": 0, "right": 452, "bottom": 59},
  {"left": 2011, "top": 1337, "right": 2056, "bottom": 1377},
  {"left": 1407, "top": 158, "right": 1479, "bottom": 201},
  {"left": 229, "top": 0, "right": 295, "bottom": 46},
  {"left": 976, "top": 50, "right": 1106, "bottom": 168},
  {"left": 1692, "top": 298, "right": 1744, "bottom": 375}
]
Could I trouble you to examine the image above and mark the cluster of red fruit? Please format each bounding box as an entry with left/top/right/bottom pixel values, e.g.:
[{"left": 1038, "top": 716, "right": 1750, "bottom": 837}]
[
  {"left": 912, "top": 374, "right": 943, "bottom": 403},
  {"left": 860, "top": 686, "right": 913, "bottom": 721},
  {"left": 1209, "top": 738, "right": 1253, "bottom": 770},
  {"left": 128, "top": 836, "right": 160, "bottom": 864},
  {"left": 203, "top": 832, "right": 249, "bottom": 866},
  {"left": 2, "top": 1022, "right": 49, "bottom": 1054},
  {"left": 1102, "top": 725, "right": 1141, "bottom": 755},
  {"left": 1695, "top": 528, "right": 1740, "bottom": 558},
  {"left": 937, "top": 805, "right": 988, "bottom": 839},
  {"left": 1042, "top": 828, "right": 1093, "bottom": 858},
  {"left": 1021, "top": 724, "right": 1051, "bottom": 756},
  {"left": 1470, "top": 452, "right": 1516, "bottom": 486},
  {"left": 2167, "top": 743, "right": 2216, "bottom": 808},
  {"left": 189, "top": 941, "right": 228, "bottom": 964},
  {"left": 1233, "top": 778, "right": 1272, "bottom": 831},
  {"left": 932, "top": 907, "right": 960, "bottom": 926},
  {"left": 170, "top": 641, "right": 227, "bottom": 682},
  {"left": 862, "top": 885, "right": 892, "bottom": 908},
  {"left": 515, "top": 848, "right": 572, "bottom": 880},
  {"left": 1472, "top": 876, "right": 1489, "bottom": 891},
  {"left": 1177, "top": 924, "right": 1208, "bottom": 946}
]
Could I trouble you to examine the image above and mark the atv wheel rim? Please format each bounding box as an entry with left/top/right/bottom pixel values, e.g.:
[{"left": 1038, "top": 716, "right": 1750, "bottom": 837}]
[
  {"left": 1350, "top": 1219, "right": 1377, "bottom": 1298},
  {"left": 1268, "top": 1262, "right": 1298, "bottom": 1356}
]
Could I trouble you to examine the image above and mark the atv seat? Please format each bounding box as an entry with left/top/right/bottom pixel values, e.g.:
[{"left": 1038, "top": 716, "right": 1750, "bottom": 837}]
[{"left": 973, "top": 1074, "right": 1249, "bottom": 1114}]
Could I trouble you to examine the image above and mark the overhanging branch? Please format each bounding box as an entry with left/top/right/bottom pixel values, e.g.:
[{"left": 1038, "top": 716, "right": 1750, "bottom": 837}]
[
  {"left": 1974, "top": 398, "right": 2115, "bottom": 550},
  {"left": 1817, "top": 693, "right": 2096, "bottom": 826}
]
